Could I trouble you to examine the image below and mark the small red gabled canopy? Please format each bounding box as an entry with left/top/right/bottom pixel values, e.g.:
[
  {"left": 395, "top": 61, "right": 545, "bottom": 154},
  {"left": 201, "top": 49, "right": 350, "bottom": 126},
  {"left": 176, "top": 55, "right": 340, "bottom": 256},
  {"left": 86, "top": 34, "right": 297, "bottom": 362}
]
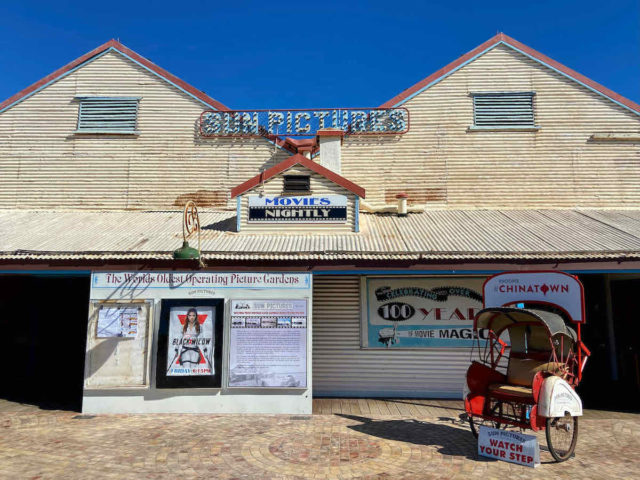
[{"left": 230, "top": 154, "right": 366, "bottom": 199}]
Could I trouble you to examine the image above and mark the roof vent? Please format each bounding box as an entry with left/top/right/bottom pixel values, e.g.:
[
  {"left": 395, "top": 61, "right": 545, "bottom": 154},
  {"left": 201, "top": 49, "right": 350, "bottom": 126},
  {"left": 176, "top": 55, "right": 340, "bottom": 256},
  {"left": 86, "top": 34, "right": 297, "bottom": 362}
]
[{"left": 396, "top": 193, "right": 408, "bottom": 217}]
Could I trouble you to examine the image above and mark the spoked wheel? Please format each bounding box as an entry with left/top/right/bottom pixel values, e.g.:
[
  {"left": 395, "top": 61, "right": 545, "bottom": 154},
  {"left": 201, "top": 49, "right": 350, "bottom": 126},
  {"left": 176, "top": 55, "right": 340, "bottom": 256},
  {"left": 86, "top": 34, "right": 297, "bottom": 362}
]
[
  {"left": 546, "top": 413, "right": 578, "bottom": 462},
  {"left": 469, "top": 402, "right": 503, "bottom": 438}
]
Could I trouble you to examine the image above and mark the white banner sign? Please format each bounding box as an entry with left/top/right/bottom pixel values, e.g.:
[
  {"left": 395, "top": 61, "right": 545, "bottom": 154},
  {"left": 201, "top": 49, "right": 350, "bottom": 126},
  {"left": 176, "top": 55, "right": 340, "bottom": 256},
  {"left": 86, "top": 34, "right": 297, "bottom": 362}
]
[
  {"left": 248, "top": 195, "right": 348, "bottom": 223},
  {"left": 483, "top": 271, "right": 585, "bottom": 322},
  {"left": 366, "top": 277, "right": 485, "bottom": 348},
  {"left": 92, "top": 272, "right": 311, "bottom": 290},
  {"left": 229, "top": 299, "right": 307, "bottom": 388},
  {"left": 478, "top": 426, "right": 540, "bottom": 467}
]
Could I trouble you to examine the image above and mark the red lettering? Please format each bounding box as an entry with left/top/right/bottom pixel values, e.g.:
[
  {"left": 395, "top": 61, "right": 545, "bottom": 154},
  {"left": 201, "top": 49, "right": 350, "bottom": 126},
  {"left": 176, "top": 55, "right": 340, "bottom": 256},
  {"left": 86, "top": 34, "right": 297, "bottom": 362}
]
[
  {"left": 449, "top": 308, "right": 465, "bottom": 321},
  {"left": 561, "top": 285, "right": 569, "bottom": 293}
]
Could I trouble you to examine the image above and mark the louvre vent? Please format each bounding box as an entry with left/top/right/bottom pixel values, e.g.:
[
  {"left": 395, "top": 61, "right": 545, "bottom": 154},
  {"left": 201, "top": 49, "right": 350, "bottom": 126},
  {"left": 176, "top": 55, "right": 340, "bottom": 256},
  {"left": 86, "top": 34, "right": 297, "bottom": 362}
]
[
  {"left": 76, "top": 97, "right": 139, "bottom": 133},
  {"left": 283, "top": 175, "right": 310, "bottom": 193},
  {"left": 472, "top": 92, "right": 535, "bottom": 127}
]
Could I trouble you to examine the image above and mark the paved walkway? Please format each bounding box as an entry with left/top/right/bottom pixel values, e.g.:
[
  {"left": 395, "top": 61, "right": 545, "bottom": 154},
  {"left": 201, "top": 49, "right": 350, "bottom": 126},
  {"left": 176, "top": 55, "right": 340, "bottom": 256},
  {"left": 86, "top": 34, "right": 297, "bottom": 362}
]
[{"left": 0, "top": 398, "right": 638, "bottom": 479}]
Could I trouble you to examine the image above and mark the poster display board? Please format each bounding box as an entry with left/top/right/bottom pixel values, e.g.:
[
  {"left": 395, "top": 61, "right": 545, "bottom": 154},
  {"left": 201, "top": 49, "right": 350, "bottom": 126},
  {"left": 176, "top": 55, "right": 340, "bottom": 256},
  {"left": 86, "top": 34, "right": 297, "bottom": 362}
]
[
  {"left": 85, "top": 301, "right": 151, "bottom": 388},
  {"left": 229, "top": 299, "right": 307, "bottom": 388},
  {"left": 364, "top": 277, "right": 485, "bottom": 348},
  {"left": 156, "top": 299, "right": 223, "bottom": 388}
]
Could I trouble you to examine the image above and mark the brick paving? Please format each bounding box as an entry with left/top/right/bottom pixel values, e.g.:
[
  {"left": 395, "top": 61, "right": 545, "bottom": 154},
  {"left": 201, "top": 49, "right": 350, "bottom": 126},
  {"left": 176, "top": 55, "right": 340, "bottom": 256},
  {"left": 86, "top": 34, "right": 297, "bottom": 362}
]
[{"left": 0, "top": 398, "right": 638, "bottom": 479}]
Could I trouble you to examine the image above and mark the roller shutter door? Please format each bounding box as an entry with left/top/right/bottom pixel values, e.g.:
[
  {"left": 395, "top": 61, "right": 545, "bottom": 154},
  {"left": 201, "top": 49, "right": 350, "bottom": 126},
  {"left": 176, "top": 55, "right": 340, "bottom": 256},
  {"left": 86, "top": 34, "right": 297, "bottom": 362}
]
[{"left": 312, "top": 275, "right": 470, "bottom": 398}]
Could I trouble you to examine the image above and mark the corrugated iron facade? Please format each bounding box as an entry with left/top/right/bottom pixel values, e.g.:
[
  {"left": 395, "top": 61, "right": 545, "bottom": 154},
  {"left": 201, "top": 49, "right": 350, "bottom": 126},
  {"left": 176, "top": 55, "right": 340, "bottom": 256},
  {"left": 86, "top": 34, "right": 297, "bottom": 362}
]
[
  {"left": 2, "top": 209, "right": 640, "bottom": 261},
  {"left": 340, "top": 45, "right": 640, "bottom": 209},
  {"left": 0, "top": 51, "right": 289, "bottom": 210},
  {"left": 312, "top": 276, "right": 471, "bottom": 397},
  {"left": 1, "top": 45, "right": 639, "bottom": 212}
]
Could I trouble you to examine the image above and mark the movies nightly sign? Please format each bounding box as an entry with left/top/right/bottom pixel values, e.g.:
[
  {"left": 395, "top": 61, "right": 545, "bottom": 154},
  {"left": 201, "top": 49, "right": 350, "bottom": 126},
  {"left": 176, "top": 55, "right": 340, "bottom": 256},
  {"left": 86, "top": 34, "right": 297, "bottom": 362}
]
[
  {"left": 248, "top": 195, "right": 348, "bottom": 223},
  {"left": 200, "top": 108, "right": 409, "bottom": 137}
]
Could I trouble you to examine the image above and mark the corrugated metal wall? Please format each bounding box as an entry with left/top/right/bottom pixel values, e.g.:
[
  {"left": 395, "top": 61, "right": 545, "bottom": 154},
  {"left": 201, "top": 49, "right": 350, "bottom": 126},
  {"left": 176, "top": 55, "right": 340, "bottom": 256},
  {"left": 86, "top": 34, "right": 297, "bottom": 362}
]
[
  {"left": 340, "top": 44, "right": 640, "bottom": 209},
  {"left": 312, "top": 275, "right": 471, "bottom": 398}
]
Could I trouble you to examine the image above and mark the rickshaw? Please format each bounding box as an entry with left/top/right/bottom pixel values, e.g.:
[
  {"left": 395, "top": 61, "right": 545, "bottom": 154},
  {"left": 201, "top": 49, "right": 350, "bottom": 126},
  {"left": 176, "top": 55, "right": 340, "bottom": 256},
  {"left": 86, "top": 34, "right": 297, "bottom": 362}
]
[{"left": 464, "top": 272, "right": 591, "bottom": 462}]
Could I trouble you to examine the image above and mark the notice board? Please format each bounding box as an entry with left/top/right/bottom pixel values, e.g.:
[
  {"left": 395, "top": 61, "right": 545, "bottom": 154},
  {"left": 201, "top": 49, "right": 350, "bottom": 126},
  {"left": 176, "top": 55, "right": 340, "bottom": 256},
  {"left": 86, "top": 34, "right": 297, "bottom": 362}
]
[
  {"left": 228, "top": 299, "right": 307, "bottom": 388},
  {"left": 84, "top": 300, "right": 152, "bottom": 388}
]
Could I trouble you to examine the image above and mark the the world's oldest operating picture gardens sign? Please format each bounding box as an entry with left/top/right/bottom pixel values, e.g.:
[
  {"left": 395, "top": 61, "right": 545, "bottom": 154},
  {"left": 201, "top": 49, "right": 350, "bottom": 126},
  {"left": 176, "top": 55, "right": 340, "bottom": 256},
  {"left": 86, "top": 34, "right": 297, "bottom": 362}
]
[{"left": 248, "top": 195, "right": 347, "bottom": 223}]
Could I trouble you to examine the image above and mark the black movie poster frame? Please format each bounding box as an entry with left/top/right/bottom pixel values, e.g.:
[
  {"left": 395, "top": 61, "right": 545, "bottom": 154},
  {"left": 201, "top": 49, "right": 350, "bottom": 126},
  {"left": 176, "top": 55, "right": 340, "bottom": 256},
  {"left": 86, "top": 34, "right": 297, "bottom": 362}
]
[{"left": 156, "top": 298, "right": 224, "bottom": 389}]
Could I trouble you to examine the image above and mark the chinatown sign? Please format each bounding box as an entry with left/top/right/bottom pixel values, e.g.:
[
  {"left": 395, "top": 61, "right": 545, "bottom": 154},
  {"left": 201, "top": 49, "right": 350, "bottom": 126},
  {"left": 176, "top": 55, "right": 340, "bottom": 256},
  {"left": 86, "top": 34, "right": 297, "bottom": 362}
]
[
  {"left": 483, "top": 271, "right": 585, "bottom": 322},
  {"left": 199, "top": 108, "right": 409, "bottom": 137},
  {"left": 248, "top": 195, "right": 347, "bottom": 223}
]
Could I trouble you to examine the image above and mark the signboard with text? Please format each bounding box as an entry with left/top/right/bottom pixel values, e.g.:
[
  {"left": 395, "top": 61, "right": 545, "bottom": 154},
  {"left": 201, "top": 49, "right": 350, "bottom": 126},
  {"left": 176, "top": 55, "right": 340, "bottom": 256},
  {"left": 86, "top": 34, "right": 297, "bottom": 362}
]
[
  {"left": 483, "top": 271, "right": 585, "bottom": 322},
  {"left": 229, "top": 299, "right": 307, "bottom": 388},
  {"left": 200, "top": 108, "right": 409, "bottom": 137},
  {"left": 364, "top": 277, "right": 486, "bottom": 348},
  {"left": 248, "top": 195, "right": 348, "bottom": 223},
  {"left": 478, "top": 426, "right": 540, "bottom": 468}
]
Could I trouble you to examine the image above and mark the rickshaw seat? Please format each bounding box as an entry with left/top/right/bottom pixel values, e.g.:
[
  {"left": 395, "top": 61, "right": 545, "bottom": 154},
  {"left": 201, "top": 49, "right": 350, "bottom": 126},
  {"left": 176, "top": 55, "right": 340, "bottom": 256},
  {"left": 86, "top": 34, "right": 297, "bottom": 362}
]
[
  {"left": 487, "top": 358, "right": 566, "bottom": 402},
  {"left": 488, "top": 383, "right": 533, "bottom": 399}
]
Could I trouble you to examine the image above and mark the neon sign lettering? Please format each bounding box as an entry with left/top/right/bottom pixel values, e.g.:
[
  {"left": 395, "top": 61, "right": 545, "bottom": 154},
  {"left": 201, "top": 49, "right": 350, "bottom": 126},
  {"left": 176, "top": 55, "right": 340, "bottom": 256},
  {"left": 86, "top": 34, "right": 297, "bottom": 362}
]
[{"left": 199, "top": 108, "right": 410, "bottom": 136}]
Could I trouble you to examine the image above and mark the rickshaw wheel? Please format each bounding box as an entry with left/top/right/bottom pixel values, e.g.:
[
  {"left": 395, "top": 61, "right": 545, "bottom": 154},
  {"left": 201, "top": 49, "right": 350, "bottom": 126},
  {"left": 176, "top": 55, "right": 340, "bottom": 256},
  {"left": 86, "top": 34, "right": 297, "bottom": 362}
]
[
  {"left": 469, "top": 416, "right": 502, "bottom": 438},
  {"left": 469, "top": 403, "right": 503, "bottom": 438},
  {"left": 546, "top": 413, "right": 578, "bottom": 462}
]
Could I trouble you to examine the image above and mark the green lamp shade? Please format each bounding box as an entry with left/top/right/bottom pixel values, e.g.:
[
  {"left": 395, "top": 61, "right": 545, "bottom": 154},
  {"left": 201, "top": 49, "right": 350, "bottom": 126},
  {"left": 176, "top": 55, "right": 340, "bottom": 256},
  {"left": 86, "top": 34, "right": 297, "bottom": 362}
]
[{"left": 173, "top": 241, "right": 200, "bottom": 260}]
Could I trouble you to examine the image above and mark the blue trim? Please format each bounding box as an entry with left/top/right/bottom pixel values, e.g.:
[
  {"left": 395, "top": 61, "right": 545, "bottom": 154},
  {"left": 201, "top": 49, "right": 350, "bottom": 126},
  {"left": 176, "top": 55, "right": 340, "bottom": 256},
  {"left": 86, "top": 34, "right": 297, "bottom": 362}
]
[
  {"left": 0, "top": 269, "right": 91, "bottom": 276},
  {"left": 236, "top": 196, "right": 242, "bottom": 232},
  {"left": 354, "top": 196, "right": 360, "bottom": 233},
  {"left": 312, "top": 268, "right": 640, "bottom": 275},
  {"left": 0, "top": 50, "right": 112, "bottom": 114},
  {"left": 392, "top": 44, "right": 500, "bottom": 107}
]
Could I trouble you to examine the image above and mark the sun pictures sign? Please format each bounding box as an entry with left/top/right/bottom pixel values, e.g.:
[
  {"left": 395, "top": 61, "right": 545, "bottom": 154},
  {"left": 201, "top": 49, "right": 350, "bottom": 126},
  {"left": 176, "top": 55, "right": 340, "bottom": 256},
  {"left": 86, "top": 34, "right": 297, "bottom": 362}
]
[{"left": 199, "top": 108, "right": 410, "bottom": 137}]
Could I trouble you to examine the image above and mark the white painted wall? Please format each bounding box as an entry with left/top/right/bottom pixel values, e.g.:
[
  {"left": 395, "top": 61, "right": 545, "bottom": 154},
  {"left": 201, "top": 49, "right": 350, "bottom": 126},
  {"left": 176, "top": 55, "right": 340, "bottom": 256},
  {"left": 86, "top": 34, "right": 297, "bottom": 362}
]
[{"left": 83, "top": 271, "right": 313, "bottom": 414}]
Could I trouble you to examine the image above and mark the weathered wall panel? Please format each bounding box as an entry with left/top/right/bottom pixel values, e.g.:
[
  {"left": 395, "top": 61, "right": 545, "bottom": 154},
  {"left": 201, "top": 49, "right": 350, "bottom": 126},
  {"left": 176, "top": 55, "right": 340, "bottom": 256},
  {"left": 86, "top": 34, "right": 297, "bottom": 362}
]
[
  {"left": 341, "top": 45, "right": 640, "bottom": 209},
  {"left": 1, "top": 44, "right": 639, "bottom": 211},
  {"left": 0, "top": 51, "right": 288, "bottom": 210},
  {"left": 312, "top": 276, "right": 470, "bottom": 397}
]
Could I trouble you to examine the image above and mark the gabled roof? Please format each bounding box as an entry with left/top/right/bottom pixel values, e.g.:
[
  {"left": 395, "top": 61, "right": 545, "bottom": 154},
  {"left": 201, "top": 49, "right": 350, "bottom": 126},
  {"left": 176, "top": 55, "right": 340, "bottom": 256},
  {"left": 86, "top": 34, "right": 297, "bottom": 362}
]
[
  {"left": 380, "top": 33, "right": 640, "bottom": 116},
  {"left": 0, "top": 39, "right": 229, "bottom": 113},
  {"left": 230, "top": 153, "right": 366, "bottom": 198},
  {"left": 0, "top": 39, "right": 297, "bottom": 153}
]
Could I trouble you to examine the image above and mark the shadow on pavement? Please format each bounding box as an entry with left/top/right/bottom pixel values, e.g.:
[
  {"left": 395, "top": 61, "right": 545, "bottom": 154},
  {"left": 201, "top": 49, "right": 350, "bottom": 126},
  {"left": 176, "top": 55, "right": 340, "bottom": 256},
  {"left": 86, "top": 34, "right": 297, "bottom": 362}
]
[{"left": 338, "top": 413, "right": 495, "bottom": 462}]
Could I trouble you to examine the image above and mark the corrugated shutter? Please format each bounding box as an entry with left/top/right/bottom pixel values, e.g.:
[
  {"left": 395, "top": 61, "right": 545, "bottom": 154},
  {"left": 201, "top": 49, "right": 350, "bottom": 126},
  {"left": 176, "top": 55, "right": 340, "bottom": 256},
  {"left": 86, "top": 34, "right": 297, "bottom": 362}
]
[
  {"left": 312, "top": 275, "right": 471, "bottom": 398},
  {"left": 473, "top": 92, "right": 535, "bottom": 127},
  {"left": 76, "top": 97, "right": 139, "bottom": 133}
]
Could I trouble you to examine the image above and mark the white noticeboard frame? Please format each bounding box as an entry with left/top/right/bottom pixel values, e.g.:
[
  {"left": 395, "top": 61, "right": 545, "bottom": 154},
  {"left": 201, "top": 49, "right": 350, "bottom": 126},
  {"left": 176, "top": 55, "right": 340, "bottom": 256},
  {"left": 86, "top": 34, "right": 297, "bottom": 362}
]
[
  {"left": 227, "top": 299, "right": 308, "bottom": 389},
  {"left": 85, "top": 300, "right": 154, "bottom": 389}
]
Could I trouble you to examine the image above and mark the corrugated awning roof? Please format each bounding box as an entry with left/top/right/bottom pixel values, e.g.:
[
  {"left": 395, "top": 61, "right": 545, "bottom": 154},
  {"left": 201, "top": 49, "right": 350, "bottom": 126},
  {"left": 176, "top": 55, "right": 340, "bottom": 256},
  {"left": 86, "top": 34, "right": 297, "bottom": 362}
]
[{"left": 2, "top": 209, "right": 640, "bottom": 262}]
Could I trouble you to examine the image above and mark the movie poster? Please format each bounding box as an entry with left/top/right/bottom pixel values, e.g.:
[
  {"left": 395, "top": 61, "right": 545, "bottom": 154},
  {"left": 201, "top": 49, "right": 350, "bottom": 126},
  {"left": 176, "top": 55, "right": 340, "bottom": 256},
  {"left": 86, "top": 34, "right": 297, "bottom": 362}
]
[
  {"left": 156, "top": 299, "right": 223, "bottom": 388},
  {"left": 166, "top": 306, "right": 215, "bottom": 376}
]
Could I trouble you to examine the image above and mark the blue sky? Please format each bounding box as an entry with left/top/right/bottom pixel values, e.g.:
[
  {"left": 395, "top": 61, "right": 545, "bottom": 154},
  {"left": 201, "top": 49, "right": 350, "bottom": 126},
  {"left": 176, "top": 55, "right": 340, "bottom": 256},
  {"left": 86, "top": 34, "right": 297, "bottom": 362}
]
[{"left": 0, "top": 0, "right": 638, "bottom": 109}]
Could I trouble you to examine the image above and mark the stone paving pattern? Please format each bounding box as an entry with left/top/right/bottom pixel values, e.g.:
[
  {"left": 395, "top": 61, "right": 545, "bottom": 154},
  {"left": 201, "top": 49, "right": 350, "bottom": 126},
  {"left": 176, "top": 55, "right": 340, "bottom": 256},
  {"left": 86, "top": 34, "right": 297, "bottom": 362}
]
[{"left": 0, "top": 398, "right": 638, "bottom": 479}]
